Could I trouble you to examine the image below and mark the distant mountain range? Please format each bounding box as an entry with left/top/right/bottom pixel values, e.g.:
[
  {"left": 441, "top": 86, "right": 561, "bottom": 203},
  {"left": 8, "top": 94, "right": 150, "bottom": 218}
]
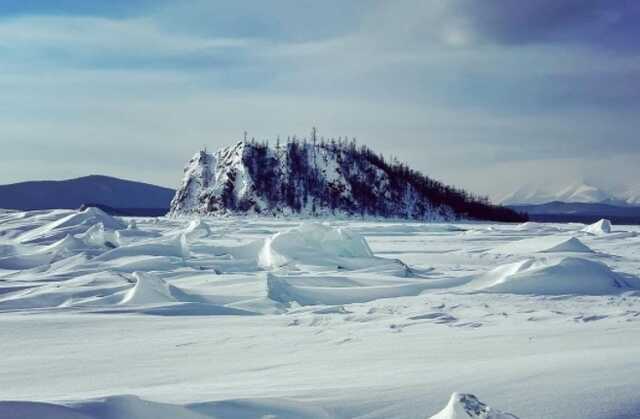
[
  {"left": 501, "top": 183, "right": 640, "bottom": 224},
  {"left": 0, "top": 175, "right": 175, "bottom": 216},
  {"left": 500, "top": 183, "right": 640, "bottom": 206}
]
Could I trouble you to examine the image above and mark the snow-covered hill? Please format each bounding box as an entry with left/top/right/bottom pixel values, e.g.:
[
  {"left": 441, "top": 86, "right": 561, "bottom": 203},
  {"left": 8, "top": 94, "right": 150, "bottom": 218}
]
[{"left": 170, "top": 140, "right": 524, "bottom": 222}]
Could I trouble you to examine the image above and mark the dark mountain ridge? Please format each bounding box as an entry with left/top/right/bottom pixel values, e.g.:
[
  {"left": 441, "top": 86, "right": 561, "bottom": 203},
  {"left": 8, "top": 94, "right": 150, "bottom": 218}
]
[
  {"left": 508, "top": 201, "right": 640, "bottom": 225},
  {"left": 0, "top": 175, "right": 175, "bottom": 214}
]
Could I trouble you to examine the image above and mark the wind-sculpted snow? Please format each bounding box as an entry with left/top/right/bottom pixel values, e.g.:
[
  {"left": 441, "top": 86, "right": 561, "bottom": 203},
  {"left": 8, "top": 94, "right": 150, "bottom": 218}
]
[
  {"left": 120, "top": 272, "right": 180, "bottom": 305},
  {"left": 467, "top": 257, "right": 639, "bottom": 295},
  {"left": 490, "top": 235, "right": 593, "bottom": 254},
  {"left": 18, "top": 207, "right": 125, "bottom": 244},
  {"left": 267, "top": 271, "right": 467, "bottom": 306},
  {"left": 1, "top": 209, "right": 640, "bottom": 418},
  {"left": 258, "top": 222, "right": 400, "bottom": 270}
]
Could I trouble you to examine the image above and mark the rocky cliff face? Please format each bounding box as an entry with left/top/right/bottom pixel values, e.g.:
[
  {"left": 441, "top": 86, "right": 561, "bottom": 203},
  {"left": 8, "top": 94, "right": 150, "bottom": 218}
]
[{"left": 170, "top": 139, "right": 525, "bottom": 222}]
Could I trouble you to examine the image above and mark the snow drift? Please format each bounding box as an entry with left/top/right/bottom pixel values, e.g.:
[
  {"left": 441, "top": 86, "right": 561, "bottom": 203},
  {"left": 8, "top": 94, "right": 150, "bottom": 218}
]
[
  {"left": 491, "top": 236, "right": 592, "bottom": 255},
  {"left": 428, "top": 393, "right": 518, "bottom": 419},
  {"left": 19, "top": 207, "right": 125, "bottom": 244},
  {"left": 0, "top": 272, "right": 131, "bottom": 310},
  {"left": 120, "top": 272, "right": 180, "bottom": 305},
  {"left": 266, "top": 269, "right": 470, "bottom": 306},
  {"left": 94, "top": 234, "right": 189, "bottom": 262},
  {"left": 267, "top": 273, "right": 436, "bottom": 305},
  {"left": 513, "top": 222, "right": 559, "bottom": 233},
  {"left": 43, "top": 207, "right": 124, "bottom": 231},
  {"left": 469, "top": 257, "right": 638, "bottom": 295}
]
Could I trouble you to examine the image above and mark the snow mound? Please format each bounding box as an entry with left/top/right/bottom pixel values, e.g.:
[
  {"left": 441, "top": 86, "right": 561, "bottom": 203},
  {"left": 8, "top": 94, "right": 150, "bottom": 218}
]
[
  {"left": 470, "top": 257, "right": 637, "bottom": 295},
  {"left": 259, "top": 223, "right": 396, "bottom": 270},
  {"left": 95, "top": 234, "right": 189, "bottom": 262},
  {"left": 19, "top": 208, "right": 125, "bottom": 243},
  {"left": 120, "top": 272, "right": 179, "bottom": 305},
  {"left": 0, "top": 272, "right": 131, "bottom": 310},
  {"left": 582, "top": 219, "right": 612, "bottom": 235},
  {"left": 428, "top": 393, "right": 519, "bottom": 419},
  {"left": 514, "top": 222, "right": 559, "bottom": 233},
  {"left": 44, "top": 207, "right": 124, "bottom": 231},
  {"left": 491, "top": 236, "right": 592, "bottom": 255},
  {"left": 0, "top": 234, "right": 89, "bottom": 270}
]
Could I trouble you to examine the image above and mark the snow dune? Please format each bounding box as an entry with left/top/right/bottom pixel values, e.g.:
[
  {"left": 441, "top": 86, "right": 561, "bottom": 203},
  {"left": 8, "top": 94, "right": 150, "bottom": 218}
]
[
  {"left": 19, "top": 207, "right": 125, "bottom": 243},
  {"left": 120, "top": 272, "right": 180, "bottom": 305},
  {"left": 94, "top": 234, "right": 190, "bottom": 262},
  {"left": 267, "top": 272, "right": 467, "bottom": 306},
  {"left": 513, "top": 221, "right": 560, "bottom": 233},
  {"left": 468, "top": 257, "right": 638, "bottom": 295},
  {"left": 491, "top": 235, "right": 593, "bottom": 254}
]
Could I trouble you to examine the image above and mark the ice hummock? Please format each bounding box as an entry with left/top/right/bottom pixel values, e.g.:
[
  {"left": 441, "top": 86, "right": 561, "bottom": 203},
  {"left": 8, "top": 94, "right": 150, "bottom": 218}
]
[
  {"left": 582, "top": 218, "right": 612, "bottom": 235},
  {"left": 19, "top": 207, "right": 126, "bottom": 244},
  {"left": 80, "top": 223, "right": 119, "bottom": 248},
  {"left": 428, "top": 393, "right": 519, "bottom": 419},
  {"left": 183, "top": 218, "right": 212, "bottom": 240},
  {"left": 258, "top": 222, "right": 393, "bottom": 270}
]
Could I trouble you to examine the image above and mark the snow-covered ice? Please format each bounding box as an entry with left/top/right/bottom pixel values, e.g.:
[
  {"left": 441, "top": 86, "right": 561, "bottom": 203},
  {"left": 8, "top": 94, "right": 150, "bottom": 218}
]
[
  {"left": 582, "top": 219, "right": 613, "bottom": 235},
  {"left": 1, "top": 209, "right": 640, "bottom": 418}
]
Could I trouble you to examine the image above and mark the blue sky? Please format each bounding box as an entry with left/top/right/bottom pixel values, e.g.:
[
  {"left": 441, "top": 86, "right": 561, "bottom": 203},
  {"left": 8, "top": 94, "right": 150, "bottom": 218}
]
[{"left": 1, "top": 0, "right": 639, "bottom": 200}]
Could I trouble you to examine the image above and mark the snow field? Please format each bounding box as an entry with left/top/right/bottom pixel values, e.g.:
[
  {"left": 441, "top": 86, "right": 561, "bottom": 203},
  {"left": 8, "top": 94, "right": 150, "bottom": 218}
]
[{"left": 1, "top": 209, "right": 640, "bottom": 418}]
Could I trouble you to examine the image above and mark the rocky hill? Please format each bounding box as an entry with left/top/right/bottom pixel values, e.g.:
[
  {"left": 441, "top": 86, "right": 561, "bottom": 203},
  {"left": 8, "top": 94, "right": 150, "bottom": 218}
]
[{"left": 170, "top": 138, "right": 525, "bottom": 222}]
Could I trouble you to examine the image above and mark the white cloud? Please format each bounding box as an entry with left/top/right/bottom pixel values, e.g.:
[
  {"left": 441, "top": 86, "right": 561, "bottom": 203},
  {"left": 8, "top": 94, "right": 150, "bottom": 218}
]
[{"left": 0, "top": 2, "right": 638, "bottom": 199}]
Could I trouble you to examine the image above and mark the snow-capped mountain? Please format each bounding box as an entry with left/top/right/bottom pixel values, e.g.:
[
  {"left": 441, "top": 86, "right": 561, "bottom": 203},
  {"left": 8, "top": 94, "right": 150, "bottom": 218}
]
[
  {"left": 170, "top": 139, "right": 525, "bottom": 222},
  {"left": 621, "top": 186, "right": 640, "bottom": 206},
  {"left": 500, "top": 183, "right": 637, "bottom": 206}
]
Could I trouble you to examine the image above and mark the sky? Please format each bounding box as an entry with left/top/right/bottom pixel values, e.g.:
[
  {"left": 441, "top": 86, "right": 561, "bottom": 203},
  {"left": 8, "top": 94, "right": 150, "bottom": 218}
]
[{"left": 1, "top": 0, "right": 639, "bottom": 201}]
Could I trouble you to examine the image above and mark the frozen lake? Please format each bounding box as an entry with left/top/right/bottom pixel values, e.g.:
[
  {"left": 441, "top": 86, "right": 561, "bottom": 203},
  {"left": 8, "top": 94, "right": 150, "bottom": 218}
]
[{"left": 1, "top": 208, "right": 639, "bottom": 418}]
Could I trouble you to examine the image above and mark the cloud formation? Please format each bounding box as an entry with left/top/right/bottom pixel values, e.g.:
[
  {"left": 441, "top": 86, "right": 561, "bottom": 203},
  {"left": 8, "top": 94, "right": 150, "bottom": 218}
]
[{"left": 0, "top": 1, "right": 638, "bottom": 200}]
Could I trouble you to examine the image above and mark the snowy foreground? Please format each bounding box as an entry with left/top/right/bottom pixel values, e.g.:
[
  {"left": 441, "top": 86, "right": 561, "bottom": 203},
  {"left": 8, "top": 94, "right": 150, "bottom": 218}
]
[{"left": 1, "top": 209, "right": 640, "bottom": 419}]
